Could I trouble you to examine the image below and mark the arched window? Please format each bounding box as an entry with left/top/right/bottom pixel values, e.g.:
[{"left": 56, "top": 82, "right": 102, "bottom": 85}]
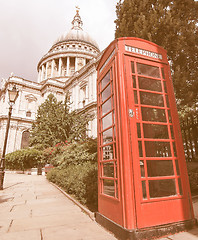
[
  {"left": 26, "top": 111, "right": 31, "bottom": 117},
  {"left": 21, "top": 130, "right": 30, "bottom": 149}
]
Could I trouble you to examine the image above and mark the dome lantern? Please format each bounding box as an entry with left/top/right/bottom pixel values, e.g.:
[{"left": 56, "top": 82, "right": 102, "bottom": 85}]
[{"left": 71, "top": 6, "right": 83, "bottom": 30}]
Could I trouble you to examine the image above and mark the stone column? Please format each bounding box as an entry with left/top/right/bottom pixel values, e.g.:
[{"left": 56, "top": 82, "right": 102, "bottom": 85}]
[
  {"left": 88, "top": 75, "right": 93, "bottom": 100},
  {"left": 93, "top": 72, "right": 97, "bottom": 101},
  {"left": 66, "top": 57, "right": 70, "bottom": 76},
  {"left": 75, "top": 86, "right": 79, "bottom": 109},
  {"left": 75, "top": 57, "right": 78, "bottom": 72},
  {"left": 45, "top": 62, "right": 49, "bottom": 79},
  {"left": 41, "top": 65, "right": 44, "bottom": 82},
  {"left": 37, "top": 69, "right": 41, "bottom": 82},
  {"left": 85, "top": 84, "right": 88, "bottom": 105},
  {"left": 58, "top": 58, "right": 62, "bottom": 76},
  {"left": 51, "top": 60, "right": 55, "bottom": 78}
]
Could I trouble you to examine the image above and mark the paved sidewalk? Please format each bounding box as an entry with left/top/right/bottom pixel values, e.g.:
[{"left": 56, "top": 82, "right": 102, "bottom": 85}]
[
  {"left": 0, "top": 173, "right": 116, "bottom": 240},
  {"left": 0, "top": 173, "right": 198, "bottom": 240}
]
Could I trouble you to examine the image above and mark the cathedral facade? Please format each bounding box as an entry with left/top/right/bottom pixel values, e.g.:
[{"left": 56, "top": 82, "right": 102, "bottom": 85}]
[{"left": 0, "top": 9, "right": 101, "bottom": 155}]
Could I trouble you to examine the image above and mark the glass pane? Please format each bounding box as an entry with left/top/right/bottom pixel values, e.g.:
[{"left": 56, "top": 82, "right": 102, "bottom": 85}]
[
  {"left": 131, "top": 62, "right": 135, "bottom": 73},
  {"left": 134, "top": 90, "right": 138, "bottom": 104},
  {"left": 140, "top": 92, "right": 164, "bottom": 107},
  {"left": 114, "top": 143, "right": 117, "bottom": 161},
  {"left": 137, "top": 123, "right": 141, "bottom": 138},
  {"left": 175, "top": 160, "right": 180, "bottom": 175},
  {"left": 115, "top": 161, "right": 117, "bottom": 178},
  {"left": 163, "top": 81, "right": 167, "bottom": 93},
  {"left": 103, "top": 179, "right": 115, "bottom": 197},
  {"left": 115, "top": 181, "right": 118, "bottom": 198},
  {"left": 112, "top": 95, "right": 115, "bottom": 109},
  {"left": 147, "top": 160, "right": 174, "bottom": 177},
  {"left": 170, "top": 125, "right": 175, "bottom": 139},
  {"left": 138, "top": 77, "right": 162, "bottom": 92},
  {"left": 137, "top": 63, "right": 160, "bottom": 78},
  {"left": 138, "top": 141, "right": 143, "bottom": 157},
  {"left": 102, "top": 98, "right": 112, "bottom": 116},
  {"left": 140, "top": 161, "right": 145, "bottom": 177},
  {"left": 102, "top": 112, "right": 112, "bottom": 130},
  {"left": 149, "top": 179, "right": 176, "bottom": 198},
  {"left": 168, "top": 110, "right": 172, "bottom": 122},
  {"left": 145, "top": 141, "right": 172, "bottom": 157},
  {"left": 143, "top": 124, "right": 169, "bottom": 139},
  {"left": 141, "top": 107, "right": 166, "bottom": 122},
  {"left": 103, "top": 162, "right": 114, "bottom": 177},
  {"left": 166, "top": 95, "right": 170, "bottom": 107},
  {"left": 142, "top": 181, "right": 147, "bottom": 199},
  {"left": 113, "top": 127, "right": 116, "bottom": 141},
  {"left": 101, "top": 71, "right": 110, "bottom": 89},
  {"left": 102, "top": 128, "right": 113, "bottom": 145},
  {"left": 102, "top": 145, "right": 114, "bottom": 160},
  {"left": 161, "top": 68, "right": 165, "bottom": 79},
  {"left": 113, "top": 110, "right": 116, "bottom": 124},
  {"left": 173, "top": 142, "right": 177, "bottom": 157},
  {"left": 133, "top": 75, "right": 136, "bottom": 88},
  {"left": 178, "top": 178, "right": 183, "bottom": 195},
  {"left": 102, "top": 84, "right": 111, "bottom": 102}
]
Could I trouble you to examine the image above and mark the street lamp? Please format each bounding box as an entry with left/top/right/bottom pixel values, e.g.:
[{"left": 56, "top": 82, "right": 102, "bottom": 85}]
[{"left": 0, "top": 85, "right": 19, "bottom": 190}]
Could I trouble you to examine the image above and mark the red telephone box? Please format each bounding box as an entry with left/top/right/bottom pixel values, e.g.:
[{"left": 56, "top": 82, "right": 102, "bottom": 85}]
[{"left": 96, "top": 38, "right": 195, "bottom": 239}]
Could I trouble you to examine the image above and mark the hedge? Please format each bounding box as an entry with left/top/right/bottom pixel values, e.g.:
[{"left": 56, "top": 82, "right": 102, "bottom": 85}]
[{"left": 5, "top": 148, "right": 43, "bottom": 171}]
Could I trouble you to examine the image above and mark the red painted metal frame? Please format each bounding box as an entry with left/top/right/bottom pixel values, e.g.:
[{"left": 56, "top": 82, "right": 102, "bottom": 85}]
[{"left": 97, "top": 37, "right": 194, "bottom": 230}]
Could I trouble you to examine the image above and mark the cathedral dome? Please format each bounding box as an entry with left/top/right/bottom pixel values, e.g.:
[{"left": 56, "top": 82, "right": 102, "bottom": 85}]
[
  {"left": 53, "top": 9, "right": 99, "bottom": 50},
  {"left": 55, "top": 29, "right": 99, "bottom": 50},
  {"left": 37, "top": 8, "right": 100, "bottom": 82}
]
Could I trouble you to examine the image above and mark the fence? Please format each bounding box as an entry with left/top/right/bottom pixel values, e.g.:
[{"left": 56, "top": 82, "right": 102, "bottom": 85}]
[{"left": 180, "top": 114, "right": 198, "bottom": 162}]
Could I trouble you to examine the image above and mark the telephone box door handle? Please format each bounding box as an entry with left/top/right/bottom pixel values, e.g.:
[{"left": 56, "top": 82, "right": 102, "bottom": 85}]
[{"left": 129, "top": 109, "right": 134, "bottom": 118}]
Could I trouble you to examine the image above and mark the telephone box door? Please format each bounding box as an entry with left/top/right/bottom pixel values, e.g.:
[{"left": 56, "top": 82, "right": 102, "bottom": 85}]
[{"left": 124, "top": 55, "right": 193, "bottom": 229}]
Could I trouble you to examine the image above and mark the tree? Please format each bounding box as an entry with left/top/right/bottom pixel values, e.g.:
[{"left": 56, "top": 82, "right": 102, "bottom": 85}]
[
  {"left": 115, "top": 0, "right": 198, "bottom": 109},
  {"left": 30, "top": 94, "right": 93, "bottom": 149}
]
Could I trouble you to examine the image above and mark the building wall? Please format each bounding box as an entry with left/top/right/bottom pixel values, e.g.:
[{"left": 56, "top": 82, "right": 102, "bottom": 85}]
[
  {"left": 0, "top": 10, "right": 101, "bottom": 155},
  {"left": 0, "top": 54, "right": 100, "bottom": 155}
]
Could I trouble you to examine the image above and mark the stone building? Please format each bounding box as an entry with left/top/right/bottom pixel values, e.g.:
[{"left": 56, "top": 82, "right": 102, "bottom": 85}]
[{"left": 0, "top": 9, "right": 101, "bottom": 155}]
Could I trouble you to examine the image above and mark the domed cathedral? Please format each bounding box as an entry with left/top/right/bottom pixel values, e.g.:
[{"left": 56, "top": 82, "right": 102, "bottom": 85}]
[
  {"left": 37, "top": 8, "right": 99, "bottom": 83},
  {"left": 0, "top": 8, "right": 101, "bottom": 155}
]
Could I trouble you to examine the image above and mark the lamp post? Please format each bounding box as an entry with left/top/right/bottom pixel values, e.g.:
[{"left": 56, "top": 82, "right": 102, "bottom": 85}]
[{"left": 0, "top": 85, "right": 19, "bottom": 190}]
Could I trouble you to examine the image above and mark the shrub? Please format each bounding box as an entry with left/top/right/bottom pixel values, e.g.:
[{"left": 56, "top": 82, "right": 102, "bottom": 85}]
[
  {"left": 47, "top": 138, "right": 98, "bottom": 211},
  {"left": 50, "top": 139, "right": 97, "bottom": 167},
  {"left": 5, "top": 148, "right": 43, "bottom": 171}
]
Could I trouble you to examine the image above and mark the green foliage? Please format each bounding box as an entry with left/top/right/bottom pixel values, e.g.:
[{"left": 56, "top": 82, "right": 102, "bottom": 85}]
[
  {"left": 30, "top": 93, "right": 93, "bottom": 149},
  {"left": 51, "top": 139, "right": 97, "bottom": 167},
  {"left": 5, "top": 148, "right": 43, "bottom": 171},
  {"left": 115, "top": 0, "right": 198, "bottom": 109},
  {"left": 46, "top": 139, "right": 98, "bottom": 211}
]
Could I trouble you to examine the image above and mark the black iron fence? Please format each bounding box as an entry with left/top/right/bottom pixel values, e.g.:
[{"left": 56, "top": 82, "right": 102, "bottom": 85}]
[{"left": 180, "top": 114, "right": 198, "bottom": 162}]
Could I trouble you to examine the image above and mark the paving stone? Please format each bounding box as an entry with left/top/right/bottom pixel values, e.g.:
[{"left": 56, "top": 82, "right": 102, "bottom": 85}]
[
  {"left": 42, "top": 224, "right": 116, "bottom": 240},
  {"left": 0, "top": 229, "right": 41, "bottom": 240},
  {"left": 168, "top": 231, "right": 198, "bottom": 239},
  {"left": 9, "top": 212, "right": 91, "bottom": 232},
  {"left": 188, "top": 228, "right": 198, "bottom": 236}
]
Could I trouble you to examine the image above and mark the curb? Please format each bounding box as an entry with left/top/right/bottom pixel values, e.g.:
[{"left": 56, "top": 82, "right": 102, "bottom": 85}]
[{"left": 49, "top": 181, "right": 95, "bottom": 221}]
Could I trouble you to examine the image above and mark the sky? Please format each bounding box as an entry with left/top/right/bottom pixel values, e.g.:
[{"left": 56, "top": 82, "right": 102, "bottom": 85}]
[{"left": 0, "top": 0, "right": 118, "bottom": 83}]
